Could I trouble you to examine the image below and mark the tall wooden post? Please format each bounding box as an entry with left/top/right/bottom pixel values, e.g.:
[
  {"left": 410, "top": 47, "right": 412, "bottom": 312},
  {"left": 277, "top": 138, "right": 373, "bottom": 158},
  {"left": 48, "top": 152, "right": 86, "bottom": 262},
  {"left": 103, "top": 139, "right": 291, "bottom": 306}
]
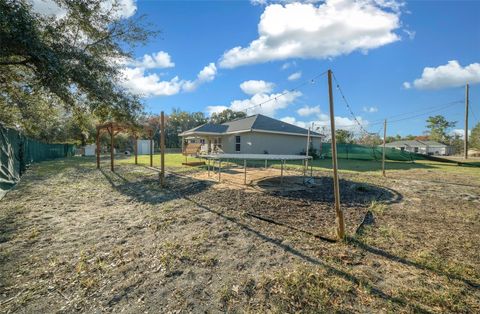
[
  {"left": 327, "top": 69, "right": 345, "bottom": 240},
  {"left": 134, "top": 134, "right": 138, "bottom": 165},
  {"left": 149, "top": 129, "right": 153, "bottom": 167},
  {"left": 96, "top": 128, "right": 100, "bottom": 169},
  {"left": 465, "top": 83, "right": 469, "bottom": 159},
  {"left": 110, "top": 125, "right": 114, "bottom": 172},
  {"left": 382, "top": 119, "right": 387, "bottom": 177},
  {"left": 160, "top": 111, "right": 166, "bottom": 186}
]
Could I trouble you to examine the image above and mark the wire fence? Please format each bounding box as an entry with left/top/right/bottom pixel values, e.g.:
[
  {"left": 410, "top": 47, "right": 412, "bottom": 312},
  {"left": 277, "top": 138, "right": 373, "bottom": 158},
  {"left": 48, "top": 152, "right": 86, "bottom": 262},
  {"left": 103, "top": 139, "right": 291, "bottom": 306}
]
[{"left": 0, "top": 124, "right": 75, "bottom": 196}]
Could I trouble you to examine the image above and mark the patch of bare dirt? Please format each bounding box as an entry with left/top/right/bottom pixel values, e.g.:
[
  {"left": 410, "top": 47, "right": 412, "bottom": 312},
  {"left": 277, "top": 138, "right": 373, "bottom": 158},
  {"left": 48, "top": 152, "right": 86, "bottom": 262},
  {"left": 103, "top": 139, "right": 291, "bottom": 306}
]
[{"left": 0, "top": 159, "right": 479, "bottom": 313}]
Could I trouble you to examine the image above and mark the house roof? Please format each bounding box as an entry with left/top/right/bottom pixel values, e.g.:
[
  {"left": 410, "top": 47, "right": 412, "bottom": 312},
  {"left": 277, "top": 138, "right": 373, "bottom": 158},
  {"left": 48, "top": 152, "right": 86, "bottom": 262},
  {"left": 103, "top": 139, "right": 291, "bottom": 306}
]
[
  {"left": 179, "top": 114, "right": 321, "bottom": 137},
  {"left": 385, "top": 140, "right": 447, "bottom": 148}
]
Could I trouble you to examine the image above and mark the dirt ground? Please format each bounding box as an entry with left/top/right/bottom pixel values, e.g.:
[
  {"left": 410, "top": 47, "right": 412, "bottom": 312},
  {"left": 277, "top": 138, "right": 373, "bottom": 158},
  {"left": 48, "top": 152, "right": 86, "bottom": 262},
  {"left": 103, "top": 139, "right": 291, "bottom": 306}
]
[{"left": 0, "top": 158, "right": 479, "bottom": 313}]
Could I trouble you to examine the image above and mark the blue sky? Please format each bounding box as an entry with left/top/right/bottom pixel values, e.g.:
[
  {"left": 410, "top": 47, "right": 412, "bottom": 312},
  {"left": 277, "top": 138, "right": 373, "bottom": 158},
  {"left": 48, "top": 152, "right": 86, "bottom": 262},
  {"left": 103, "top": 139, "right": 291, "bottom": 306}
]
[{"left": 85, "top": 1, "right": 480, "bottom": 136}]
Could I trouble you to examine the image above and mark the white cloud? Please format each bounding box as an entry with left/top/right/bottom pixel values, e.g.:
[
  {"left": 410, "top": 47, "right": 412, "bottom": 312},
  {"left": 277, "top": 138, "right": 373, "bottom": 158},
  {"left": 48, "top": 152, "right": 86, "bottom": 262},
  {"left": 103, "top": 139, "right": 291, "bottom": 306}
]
[
  {"left": 206, "top": 106, "right": 229, "bottom": 116},
  {"left": 182, "top": 63, "right": 218, "bottom": 92},
  {"left": 29, "top": 0, "right": 137, "bottom": 19},
  {"left": 281, "top": 61, "right": 296, "bottom": 70},
  {"left": 105, "top": 0, "right": 137, "bottom": 19},
  {"left": 362, "top": 106, "right": 378, "bottom": 113},
  {"left": 119, "top": 62, "right": 217, "bottom": 97},
  {"left": 230, "top": 90, "right": 302, "bottom": 116},
  {"left": 29, "top": 0, "right": 67, "bottom": 17},
  {"left": 403, "top": 29, "right": 416, "bottom": 40},
  {"left": 219, "top": 0, "right": 401, "bottom": 68},
  {"left": 288, "top": 71, "right": 302, "bottom": 81},
  {"left": 205, "top": 89, "right": 302, "bottom": 117},
  {"left": 297, "top": 105, "right": 321, "bottom": 116},
  {"left": 240, "top": 80, "right": 275, "bottom": 95},
  {"left": 134, "top": 51, "right": 175, "bottom": 69},
  {"left": 403, "top": 60, "right": 480, "bottom": 90},
  {"left": 281, "top": 114, "right": 369, "bottom": 133},
  {"left": 119, "top": 67, "right": 182, "bottom": 96},
  {"left": 451, "top": 129, "right": 471, "bottom": 139}
]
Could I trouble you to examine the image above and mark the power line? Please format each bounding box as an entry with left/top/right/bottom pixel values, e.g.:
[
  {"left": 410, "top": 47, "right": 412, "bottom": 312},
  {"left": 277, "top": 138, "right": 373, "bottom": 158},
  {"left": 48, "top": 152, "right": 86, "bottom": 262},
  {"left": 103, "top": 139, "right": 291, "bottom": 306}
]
[
  {"left": 470, "top": 104, "right": 478, "bottom": 125},
  {"left": 331, "top": 72, "right": 372, "bottom": 136},
  {"left": 385, "top": 104, "right": 463, "bottom": 124},
  {"left": 241, "top": 70, "right": 328, "bottom": 114},
  {"left": 368, "top": 100, "right": 463, "bottom": 125}
]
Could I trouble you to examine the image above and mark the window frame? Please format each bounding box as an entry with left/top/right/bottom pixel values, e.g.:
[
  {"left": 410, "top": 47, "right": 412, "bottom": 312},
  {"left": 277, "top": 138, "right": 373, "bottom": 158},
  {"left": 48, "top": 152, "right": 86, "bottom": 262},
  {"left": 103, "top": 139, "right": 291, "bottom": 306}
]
[{"left": 235, "top": 135, "right": 241, "bottom": 152}]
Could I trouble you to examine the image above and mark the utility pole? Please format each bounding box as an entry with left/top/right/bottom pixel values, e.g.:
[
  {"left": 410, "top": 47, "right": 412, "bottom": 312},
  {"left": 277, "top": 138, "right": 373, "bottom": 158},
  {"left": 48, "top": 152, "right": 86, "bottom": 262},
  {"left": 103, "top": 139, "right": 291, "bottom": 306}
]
[
  {"left": 465, "top": 83, "right": 469, "bottom": 159},
  {"left": 382, "top": 119, "right": 387, "bottom": 177},
  {"left": 160, "top": 111, "right": 166, "bottom": 186},
  {"left": 327, "top": 69, "right": 345, "bottom": 240}
]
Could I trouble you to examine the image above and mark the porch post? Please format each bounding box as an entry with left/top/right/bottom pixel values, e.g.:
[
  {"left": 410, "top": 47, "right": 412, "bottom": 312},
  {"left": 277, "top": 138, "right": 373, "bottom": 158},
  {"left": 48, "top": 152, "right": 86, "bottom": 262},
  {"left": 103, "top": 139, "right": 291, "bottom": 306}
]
[
  {"left": 110, "top": 125, "right": 114, "bottom": 172},
  {"left": 149, "top": 129, "right": 153, "bottom": 167},
  {"left": 96, "top": 127, "right": 100, "bottom": 169},
  {"left": 134, "top": 134, "right": 138, "bottom": 165}
]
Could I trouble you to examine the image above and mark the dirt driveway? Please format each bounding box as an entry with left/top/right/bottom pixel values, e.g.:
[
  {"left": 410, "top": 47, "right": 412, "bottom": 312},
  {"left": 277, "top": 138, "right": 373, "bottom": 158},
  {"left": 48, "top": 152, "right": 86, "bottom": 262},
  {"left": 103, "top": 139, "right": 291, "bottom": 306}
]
[{"left": 0, "top": 158, "right": 479, "bottom": 313}]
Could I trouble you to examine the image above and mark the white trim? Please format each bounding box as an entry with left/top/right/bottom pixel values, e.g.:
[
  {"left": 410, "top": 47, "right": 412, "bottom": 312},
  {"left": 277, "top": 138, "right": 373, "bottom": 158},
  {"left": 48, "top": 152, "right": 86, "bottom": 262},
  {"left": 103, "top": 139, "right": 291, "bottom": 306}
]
[
  {"left": 180, "top": 128, "right": 322, "bottom": 138},
  {"left": 179, "top": 129, "right": 251, "bottom": 137},
  {"left": 250, "top": 129, "right": 322, "bottom": 138},
  {"left": 204, "top": 153, "right": 312, "bottom": 161}
]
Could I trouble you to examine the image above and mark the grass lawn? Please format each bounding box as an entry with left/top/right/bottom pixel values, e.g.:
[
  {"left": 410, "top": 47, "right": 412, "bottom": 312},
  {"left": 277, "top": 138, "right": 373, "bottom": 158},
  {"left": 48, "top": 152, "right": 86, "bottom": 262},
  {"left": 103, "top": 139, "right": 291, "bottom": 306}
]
[{"left": 115, "top": 153, "right": 480, "bottom": 177}]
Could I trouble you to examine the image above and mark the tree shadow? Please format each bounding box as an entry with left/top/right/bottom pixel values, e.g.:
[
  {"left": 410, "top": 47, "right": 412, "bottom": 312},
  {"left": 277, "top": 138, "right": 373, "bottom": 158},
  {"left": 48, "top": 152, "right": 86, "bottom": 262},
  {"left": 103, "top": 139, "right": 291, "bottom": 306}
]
[
  {"left": 182, "top": 195, "right": 432, "bottom": 313},
  {"left": 227, "top": 158, "right": 437, "bottom": 173},
  {"left": 347, "top": 237, "right": 480, "bottom": 290},
  {"left": 99, "top": 168, "right": 212, "bottom": 205},
  {"left": 256, "top": 176, "right": 403, "bottom": 206}
]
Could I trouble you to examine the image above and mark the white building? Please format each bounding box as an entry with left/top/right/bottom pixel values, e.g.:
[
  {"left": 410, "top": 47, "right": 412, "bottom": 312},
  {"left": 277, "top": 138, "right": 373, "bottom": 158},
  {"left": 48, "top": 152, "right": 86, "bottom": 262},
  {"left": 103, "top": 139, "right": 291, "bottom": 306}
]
[
  {"left": 83, "top": 144, "right": 96, "bottom": 156},
  {"left": 137, "top": 139, "right": 153, "bottom": 155},
  {"left": 384, "top": 140, "right": 453, "bottom": 156}
]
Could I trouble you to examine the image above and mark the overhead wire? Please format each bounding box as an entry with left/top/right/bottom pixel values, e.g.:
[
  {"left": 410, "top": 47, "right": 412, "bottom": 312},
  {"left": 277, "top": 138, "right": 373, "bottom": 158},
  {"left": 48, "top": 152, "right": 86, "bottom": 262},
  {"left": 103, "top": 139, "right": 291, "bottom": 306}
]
[
  {"left": 368, "top": 100, "right": 463, "bottom": 125},
  {"left": 241, "top": 70, "right": 329, "bottom": 114},
  {"left": 331, "top": 71, "right": 375, "bottom": 136}
]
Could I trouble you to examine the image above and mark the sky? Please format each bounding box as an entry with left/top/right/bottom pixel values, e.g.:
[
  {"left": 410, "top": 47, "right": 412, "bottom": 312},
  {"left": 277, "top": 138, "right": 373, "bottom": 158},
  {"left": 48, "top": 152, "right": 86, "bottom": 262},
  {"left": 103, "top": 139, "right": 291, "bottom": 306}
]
[{"left": 32, "top": 0, "right": 480, "bottom": 137}]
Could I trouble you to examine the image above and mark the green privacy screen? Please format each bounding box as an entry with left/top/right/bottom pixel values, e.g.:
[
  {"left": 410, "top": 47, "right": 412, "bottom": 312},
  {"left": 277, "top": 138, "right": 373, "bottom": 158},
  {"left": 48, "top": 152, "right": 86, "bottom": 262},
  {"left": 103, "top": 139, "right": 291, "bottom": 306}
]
[
  {"left": 0, "top": 124, "right": 75, "bottom": 194},
  {"left": 318, "top": 143, "right": 428, "bottom": 162}
]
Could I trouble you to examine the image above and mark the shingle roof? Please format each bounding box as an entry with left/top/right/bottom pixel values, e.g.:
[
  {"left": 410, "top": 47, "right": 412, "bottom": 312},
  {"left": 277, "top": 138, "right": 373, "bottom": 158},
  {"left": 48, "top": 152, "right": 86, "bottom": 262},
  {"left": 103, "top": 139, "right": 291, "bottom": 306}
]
[
  {"left": 180, "top": 114, "right": 321, "bottom": 137},
  {"left": 184, "top": 123, "right": 228, "bottom": 133},
  {"left": 385, "top": 140, "right": 447, "bottom": 147}
]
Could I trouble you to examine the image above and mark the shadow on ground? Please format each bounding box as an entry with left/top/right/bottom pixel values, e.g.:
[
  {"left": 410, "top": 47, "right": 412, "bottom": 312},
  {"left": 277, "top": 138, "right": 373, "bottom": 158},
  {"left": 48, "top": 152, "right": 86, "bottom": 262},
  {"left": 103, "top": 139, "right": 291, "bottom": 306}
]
[
  {"left": 182, "top": 195, "right": 433, "bottom": 313},
  {"left": 100, "top": 168, "right": 213, "bottom": 205},
  {"left": 255, "top": 176, "right": 403, "bottom": 206}
]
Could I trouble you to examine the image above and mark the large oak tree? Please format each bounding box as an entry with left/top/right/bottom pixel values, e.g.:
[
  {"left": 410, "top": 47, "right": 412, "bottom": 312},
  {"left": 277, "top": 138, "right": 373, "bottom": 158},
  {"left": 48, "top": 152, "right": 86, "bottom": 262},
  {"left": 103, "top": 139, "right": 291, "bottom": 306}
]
[{"left": 0, "top": 0, "right": 156, "bottom": 142}]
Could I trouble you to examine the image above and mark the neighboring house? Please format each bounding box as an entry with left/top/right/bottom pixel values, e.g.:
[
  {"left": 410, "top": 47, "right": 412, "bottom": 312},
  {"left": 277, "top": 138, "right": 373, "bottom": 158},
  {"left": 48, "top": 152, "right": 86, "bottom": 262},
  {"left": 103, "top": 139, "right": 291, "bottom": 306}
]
[
  {"left": 384, "top": 140, "right": 452, "bottom": 156},
  {"left": 179, "top": 114, "right": 322, "bottom": 155}
]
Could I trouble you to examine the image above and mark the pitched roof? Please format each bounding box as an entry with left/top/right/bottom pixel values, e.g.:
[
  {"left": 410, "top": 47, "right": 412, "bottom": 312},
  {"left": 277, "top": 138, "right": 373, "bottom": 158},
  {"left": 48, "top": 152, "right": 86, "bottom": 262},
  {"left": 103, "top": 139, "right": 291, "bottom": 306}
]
[
  {"left": 385, "top": 140, "right": 447, "bottom": 147},
  {"left": 179, "top": 114, "right": 321, "bottom": 137}
]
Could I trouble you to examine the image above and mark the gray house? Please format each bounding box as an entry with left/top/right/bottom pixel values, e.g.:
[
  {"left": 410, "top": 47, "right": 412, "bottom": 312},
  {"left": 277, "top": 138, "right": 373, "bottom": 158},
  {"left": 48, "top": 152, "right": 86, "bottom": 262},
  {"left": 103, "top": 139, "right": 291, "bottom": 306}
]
[
  {"left": 384, "top": 140, "right": 452, "bottom": 156},
  {"left": 179, "top": 114, "right": 322, "bottom": 155}
]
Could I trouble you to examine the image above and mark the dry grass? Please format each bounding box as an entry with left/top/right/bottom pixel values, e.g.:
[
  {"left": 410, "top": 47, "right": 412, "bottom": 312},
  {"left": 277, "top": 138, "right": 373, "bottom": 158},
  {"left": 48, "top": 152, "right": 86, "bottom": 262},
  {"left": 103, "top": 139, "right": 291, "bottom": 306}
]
[{"left": 0, "top": 156, "right": 479, "bottom": 313}]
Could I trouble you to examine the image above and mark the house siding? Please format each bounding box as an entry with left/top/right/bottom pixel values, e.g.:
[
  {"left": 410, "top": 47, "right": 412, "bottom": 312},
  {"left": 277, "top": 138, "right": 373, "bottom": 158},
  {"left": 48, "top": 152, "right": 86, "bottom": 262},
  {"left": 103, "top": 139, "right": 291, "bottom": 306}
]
[{"left": 219, "top": 131, "right": 320, "bottom": 155}]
